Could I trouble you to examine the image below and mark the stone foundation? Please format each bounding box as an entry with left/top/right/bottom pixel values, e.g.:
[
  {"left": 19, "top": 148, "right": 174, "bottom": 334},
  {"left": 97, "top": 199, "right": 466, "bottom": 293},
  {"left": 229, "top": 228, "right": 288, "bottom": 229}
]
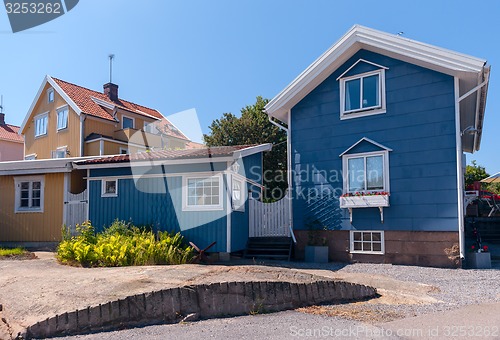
[{"left": 294, "top": 230, "right": 460, "bottom": 268}]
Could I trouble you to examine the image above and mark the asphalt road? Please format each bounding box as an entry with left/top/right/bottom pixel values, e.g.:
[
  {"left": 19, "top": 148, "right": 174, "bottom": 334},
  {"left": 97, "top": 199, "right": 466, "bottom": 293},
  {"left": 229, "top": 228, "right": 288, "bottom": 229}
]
[{"left": 62, "top": 303, "right": 500, "bottom": 340}]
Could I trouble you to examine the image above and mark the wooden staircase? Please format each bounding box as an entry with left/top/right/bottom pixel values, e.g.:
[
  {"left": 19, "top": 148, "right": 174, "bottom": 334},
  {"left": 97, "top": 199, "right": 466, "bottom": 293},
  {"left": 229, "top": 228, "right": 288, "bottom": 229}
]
[{"left": 244, "top": 237, "right": 293, "bottom": 261}]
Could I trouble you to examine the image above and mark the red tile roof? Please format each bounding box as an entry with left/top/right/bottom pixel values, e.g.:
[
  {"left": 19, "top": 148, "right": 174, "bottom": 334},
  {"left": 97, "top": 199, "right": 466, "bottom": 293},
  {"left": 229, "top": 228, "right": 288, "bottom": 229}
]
[
  {"left": 51, "top": 77, "right": 189, "bottom": 140},
  {"left": 77, "top": 145, "right": 256, "bottom": 165},
  {"left": 0, "top": 124, "right": 23, "bottom": 143},
  {"left": 185, "top": 141, "right": 205, "bottom": 149}
]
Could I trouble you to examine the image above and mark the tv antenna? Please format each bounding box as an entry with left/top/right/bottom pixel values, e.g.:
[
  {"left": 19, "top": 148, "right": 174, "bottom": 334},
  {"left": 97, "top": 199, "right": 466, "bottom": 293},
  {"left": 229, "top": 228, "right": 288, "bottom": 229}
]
[
  {"left": 108, "top": 54, "right": 115, "bottom": 83},
  {"left": 0, "top": 95, "right": 3, "bottom": 114},
  {"left": 397, "top": 31, "right": 404, "bottom": 36}
]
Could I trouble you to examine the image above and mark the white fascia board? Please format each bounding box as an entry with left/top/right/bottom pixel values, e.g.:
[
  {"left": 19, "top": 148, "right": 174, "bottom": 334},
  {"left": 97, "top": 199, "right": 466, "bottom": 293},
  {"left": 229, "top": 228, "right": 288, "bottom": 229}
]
[
  {"left": 264, "top": 25, "right": 487, "bottom": 121},
  {"left": 20, "top": 75, "right": 83, "bottom": 134},
  {"left": 91, "top": 96, "right": 116, "bottom": 110},
  {"left": 233, "top": 143, "right": 273, "bottom": 159}
]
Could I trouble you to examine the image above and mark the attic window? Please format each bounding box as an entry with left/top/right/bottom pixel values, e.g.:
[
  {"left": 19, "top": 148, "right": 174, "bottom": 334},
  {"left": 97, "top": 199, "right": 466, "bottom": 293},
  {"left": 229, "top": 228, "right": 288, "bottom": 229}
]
[
  {"left": 48, "top": 88, "right": 54, "bottom": 103},
  {"left": 338, "top": 60, "right": 387, "bottom": 120}
]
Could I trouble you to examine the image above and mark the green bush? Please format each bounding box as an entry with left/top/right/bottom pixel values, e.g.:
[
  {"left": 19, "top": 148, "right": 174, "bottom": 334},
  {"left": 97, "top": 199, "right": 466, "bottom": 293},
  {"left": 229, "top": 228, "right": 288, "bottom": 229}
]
[{"left": 57, "top": 220, "right": 193, "bottom": 267}]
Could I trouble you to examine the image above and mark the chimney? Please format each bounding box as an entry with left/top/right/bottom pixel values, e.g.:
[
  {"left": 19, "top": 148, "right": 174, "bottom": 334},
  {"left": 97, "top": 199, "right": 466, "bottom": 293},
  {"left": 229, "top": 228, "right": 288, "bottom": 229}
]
[
  {"left": 0, "top": 113, "right": 5, "bottom": 125},
  {"left": 103, "top": 83, "right": 119, "bottom": 101}
]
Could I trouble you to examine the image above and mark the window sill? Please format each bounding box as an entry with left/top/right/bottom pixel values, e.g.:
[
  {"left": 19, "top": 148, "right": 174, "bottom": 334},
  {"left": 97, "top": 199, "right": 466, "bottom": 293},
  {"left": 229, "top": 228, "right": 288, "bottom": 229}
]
[
  {"left": 57, "top": 127, "right": 68, "bottom": 132},
  {"left": 340, "top": 194, "right": 389, "bottom": 208},
  {"left": 101, "top": 194, "right": 118, "bottom": 198},
  {"left": 340, "top": 108, "right": 386, "bottom": 120},
  {"left": 350, "top": 250, "right": 384, "bottom": 255},
  {"left": 34, "top": 134, "right": 48, "bottom": 139},
  {"left": 182, "top": 205, "right": 224, "bottom": 212},
  {"left": 15, "top": 208, "right": 43, "bottom": 214}
]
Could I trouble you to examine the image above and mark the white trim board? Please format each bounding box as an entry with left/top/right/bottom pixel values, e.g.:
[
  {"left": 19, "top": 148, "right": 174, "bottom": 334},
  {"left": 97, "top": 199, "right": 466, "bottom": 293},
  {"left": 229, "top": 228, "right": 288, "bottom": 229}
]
[{"left": 340, "top": 137, "right": 392, "bottom": 157}]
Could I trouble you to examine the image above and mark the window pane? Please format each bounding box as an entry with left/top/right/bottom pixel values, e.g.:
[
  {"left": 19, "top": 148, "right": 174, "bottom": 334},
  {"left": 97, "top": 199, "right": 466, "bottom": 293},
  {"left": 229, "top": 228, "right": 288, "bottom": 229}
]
[
  {"left": 367, "top": 156, "right": 384, "bottom": 190},
  {"left": 105, "top": 181, "right": 116, "bottom": 194},
  {"left": 32, "top": 198, "right": 41, "bottom": 208},
  {"left": 362, "top": 74, "right": 379, "bottom": 108},
  {"left": 373, "top": 243, "right": 382, "bottom": 252},
  {"left": 21, "top": 182, "right": 29, "bottom": 190},
  {"left": 372, "top": 232, "right": 381, "bottom": 241},
  {"left": 345, "top": 78, "right": 360, "bottom": 111},
  {"left": 32, "top": 190, "right": 41, "bottom": 199},
  {"left": 48, "top": 90, "right": 54, "bottom": 102},
  {"left": 20, "top": 198, "right": 29, "bottom": 207},
  {"left": 362, "top": 242, "right": 372, "bottom": 251},
  {"left": 363, "top": 233, "right": 372, "bottom": 241},
  {"left": 348, "top": 157, "right": 365, "bottom": 192},
  {"left": 57, "top": 109, "right": 68, "bottom": 129},
  {"left": 353, "top": 232, "right": 361, "bottom": 241},
  {"left": 122, "top": 117, "right": 134, "bottom": 129},
  {"left": 353, "top": 241, "right": 362, "bottom": 251}
]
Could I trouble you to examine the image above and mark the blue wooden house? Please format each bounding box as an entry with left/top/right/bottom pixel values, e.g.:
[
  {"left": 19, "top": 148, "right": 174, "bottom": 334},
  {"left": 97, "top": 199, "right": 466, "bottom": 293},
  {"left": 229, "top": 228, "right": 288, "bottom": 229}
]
[
  {"left": 264, "top": 25, "right": 490, "bottom": 267},
  {"left": 73, "top": 144, "right": 271, "bottom": 254}
]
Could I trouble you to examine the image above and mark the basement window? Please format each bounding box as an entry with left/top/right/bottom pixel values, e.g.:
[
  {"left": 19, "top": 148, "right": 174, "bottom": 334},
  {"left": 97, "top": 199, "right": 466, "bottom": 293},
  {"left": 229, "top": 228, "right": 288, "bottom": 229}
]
[{"left": 350, "top": 230, "right": 384, "bottom": 254}]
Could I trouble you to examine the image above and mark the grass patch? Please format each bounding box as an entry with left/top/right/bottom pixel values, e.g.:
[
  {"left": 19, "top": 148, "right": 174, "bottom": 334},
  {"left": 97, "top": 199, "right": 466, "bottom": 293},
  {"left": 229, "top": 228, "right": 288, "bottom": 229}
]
[
  {"left": 57, "top": 220, "right": 194, "bottom": 267},
  {"left": 0, "top": 247, "right": 25, "bottom": 256}
]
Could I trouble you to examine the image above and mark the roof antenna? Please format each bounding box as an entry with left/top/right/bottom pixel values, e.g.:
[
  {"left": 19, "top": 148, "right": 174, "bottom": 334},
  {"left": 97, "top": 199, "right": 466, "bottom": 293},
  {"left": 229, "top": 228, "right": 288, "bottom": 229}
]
[
  {"left": 0, "top": 95, "right": 3, "bottom": 114},
  {"left": 108, "top": 54, "right": 115, "bottom": 83},
  {"left": 397, "top": 31, "right": 404, "bottom": 36}
]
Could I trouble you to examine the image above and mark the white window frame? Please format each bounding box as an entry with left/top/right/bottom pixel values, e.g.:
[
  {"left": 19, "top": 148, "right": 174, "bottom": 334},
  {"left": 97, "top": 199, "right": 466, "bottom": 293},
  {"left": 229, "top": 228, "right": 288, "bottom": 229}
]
[
  {"left": 56, "top": 105, "right": 69, "bottom": 131},
  {"left": 350, "top": 230, "right": 385, "bottom": 254},
  {"left": 14, "top": 176, "right": 45, "bottom": 213},
  {"left": 34, "top": 112, "right": 49, "bottom": 138},
  {"left": 120, "top": 147, "right": 129, "bottom": 155},
  {"left": 342, "top": 150, "right": 390, "bottom": 194},
  {"left": 52, "top": 146, "right": 67, "bottom": 159},
  {"left": 339, "top": 69, "right": 386, "bottom": 120},
  {"left": 182, "top": 174, "right": 224, "bottom": 211},
  {"left": 122, "top": 115, "right": 135, "bottom": 130},
  {"left": 232, "top": 177, "right": 246, "bottom": 212},
  {"left": 144, "top": 121, "right": 156, "bottom": 134},
  {"left": 47, "top": 88, "right": 54, "bottom": 103},
  {"left": 101, "top": 179, "right": 118, "bottom": 197}
]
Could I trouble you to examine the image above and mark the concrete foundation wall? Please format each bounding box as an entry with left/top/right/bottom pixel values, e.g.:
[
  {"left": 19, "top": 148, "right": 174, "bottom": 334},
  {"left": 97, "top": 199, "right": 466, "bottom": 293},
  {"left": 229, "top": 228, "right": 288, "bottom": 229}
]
[
  {"left": 26, "top": 280, "right": 376, "bottom": 339},
  {"left": 294, "top": 230, "right": 460, "bottom": 268}
]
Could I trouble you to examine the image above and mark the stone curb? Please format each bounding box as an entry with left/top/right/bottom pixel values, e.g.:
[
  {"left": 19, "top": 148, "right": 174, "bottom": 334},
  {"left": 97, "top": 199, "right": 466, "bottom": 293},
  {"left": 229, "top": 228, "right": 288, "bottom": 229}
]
[{"left": 25, "top": 280, "right": 376, "bottom": 339}]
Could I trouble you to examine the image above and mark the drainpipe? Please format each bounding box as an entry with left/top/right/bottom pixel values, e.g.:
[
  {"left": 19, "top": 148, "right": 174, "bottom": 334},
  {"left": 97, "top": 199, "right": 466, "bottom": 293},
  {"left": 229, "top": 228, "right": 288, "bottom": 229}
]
[
  {"left": 267, "top": 113, "right": 294, "bottom": 239},
  {"left": 454, "top": 68, "right": 489, "bottom": 261}
]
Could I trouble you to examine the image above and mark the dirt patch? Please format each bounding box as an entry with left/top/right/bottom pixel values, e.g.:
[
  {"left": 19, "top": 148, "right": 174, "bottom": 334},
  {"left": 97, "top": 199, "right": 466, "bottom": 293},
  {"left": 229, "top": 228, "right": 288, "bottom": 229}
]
[
  {"left": 0, "top": 252, "right": 37, "bottom": 261},
  {"left": 298, "top": 303, "right": 404, "bottom": 323}
]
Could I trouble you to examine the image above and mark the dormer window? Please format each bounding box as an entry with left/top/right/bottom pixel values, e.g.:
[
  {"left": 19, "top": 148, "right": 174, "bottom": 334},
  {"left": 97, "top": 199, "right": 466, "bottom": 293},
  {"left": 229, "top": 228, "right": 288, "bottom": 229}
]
[
  {"left": 338, "top": 59, "right": 387, "bottom": 120},
  {"left": 122, "top": 116, "right": 134, "bottom": 129}
]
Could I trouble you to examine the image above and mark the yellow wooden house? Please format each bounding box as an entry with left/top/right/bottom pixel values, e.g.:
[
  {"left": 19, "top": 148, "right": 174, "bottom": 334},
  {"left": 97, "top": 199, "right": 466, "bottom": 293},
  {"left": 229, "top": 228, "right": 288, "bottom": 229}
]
[{"left": 20, "top": 75, "right": 193, "bottom": 160}]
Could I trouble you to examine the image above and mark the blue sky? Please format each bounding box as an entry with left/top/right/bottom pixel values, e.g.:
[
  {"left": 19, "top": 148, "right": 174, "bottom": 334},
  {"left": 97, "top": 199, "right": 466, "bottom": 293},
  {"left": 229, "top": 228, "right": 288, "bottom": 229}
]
[{"left": 1, "top": 0, "right": 499, "bottom": 173}]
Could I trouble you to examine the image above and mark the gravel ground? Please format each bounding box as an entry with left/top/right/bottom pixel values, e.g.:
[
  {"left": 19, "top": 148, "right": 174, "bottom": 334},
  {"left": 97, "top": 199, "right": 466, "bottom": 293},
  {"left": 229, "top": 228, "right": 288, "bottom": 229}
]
[{"left": 292, "top": 261, "right": 500, "bottom": 323}]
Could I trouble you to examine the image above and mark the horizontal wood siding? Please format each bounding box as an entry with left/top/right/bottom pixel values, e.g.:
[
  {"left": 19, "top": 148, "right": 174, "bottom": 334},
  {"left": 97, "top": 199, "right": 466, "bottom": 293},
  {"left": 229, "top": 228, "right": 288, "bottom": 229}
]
[
  {"left": 0, "top": 173, "right": 64, "bottom": 242},
  {"left": 88, "top": 166, "right": 229, "bottom": 252},
  {"left": 24, "top": 82, "right": 82, "bottom": 159},
  {"left": 291, "top": 50, "right": 458, "bottom": 232}
]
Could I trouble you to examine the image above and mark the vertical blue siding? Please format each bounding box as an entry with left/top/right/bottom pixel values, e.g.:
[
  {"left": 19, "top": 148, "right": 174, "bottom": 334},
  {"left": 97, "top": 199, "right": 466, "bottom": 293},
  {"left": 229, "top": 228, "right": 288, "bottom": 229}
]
[
  {"left": 89, "top": 167, "right": 228, "bottom": 252},
  {"left": 291, "top": 49, "right": 458, "bottom": 232},
  {"left": 231, "top": 153, "right": 263, "bottom": 252}
]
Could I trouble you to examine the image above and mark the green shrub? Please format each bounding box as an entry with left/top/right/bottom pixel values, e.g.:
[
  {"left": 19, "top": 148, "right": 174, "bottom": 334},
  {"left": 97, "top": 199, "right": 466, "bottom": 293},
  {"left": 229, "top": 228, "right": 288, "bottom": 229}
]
[
  {"left": 0, "top": 247, "right": 25, "bottom": 256},
  {"left": 57, "top": 220, "right": 193, "bottom": 267}
]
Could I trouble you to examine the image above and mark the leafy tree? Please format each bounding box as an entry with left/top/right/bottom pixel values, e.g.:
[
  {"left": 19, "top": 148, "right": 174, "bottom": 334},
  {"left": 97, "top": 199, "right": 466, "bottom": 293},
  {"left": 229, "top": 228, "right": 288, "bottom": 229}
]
[{"left": 203, "top": 96, "right": 287, "bottom": 199}]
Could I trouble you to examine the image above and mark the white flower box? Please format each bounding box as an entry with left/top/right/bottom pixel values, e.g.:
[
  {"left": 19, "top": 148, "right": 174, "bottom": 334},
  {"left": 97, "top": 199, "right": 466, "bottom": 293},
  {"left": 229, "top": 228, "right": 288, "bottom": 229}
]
[{"left": 340, "top": 194, "right": 390, "bottom": 208}]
